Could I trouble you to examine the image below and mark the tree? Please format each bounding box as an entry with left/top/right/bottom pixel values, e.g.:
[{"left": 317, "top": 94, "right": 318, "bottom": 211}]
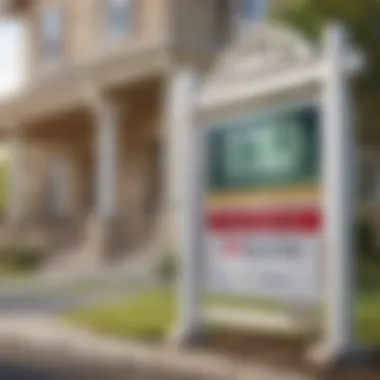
[{"left": 275, "top": 0, "right": 380, "bottom": 146}]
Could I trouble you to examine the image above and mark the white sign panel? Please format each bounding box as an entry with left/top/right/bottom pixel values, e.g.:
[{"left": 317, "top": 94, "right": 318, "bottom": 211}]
[
  {"left": 205, "top": 104, "right": 322, "bottom": 302},
  {"left": 206, "top": 232, "right": 322, "bottom": 301}
]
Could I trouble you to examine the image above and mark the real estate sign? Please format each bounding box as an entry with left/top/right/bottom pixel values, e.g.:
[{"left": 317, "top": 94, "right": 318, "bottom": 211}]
[
  {"left": 176, "top": 24, "right": 360, "bottom": 360},
  {"left": 205, "top": 105, "right": 322, "bottom": 301}
]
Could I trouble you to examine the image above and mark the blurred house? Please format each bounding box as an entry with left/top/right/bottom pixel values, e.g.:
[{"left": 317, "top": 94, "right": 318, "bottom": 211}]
[
  {"left": 0, "top": 1, "right": 277, "bottom": 265},
  {"left": 0, "top": 0, "right": 377, "bottom": 267}
]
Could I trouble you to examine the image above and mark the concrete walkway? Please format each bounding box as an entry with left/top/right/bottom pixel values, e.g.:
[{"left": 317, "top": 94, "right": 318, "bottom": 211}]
[
  {"left": 0, "top": 253, "right": 158, "bottom": 315},
  {"left": 0, "top": 316, "right": 312, "bottom": 380},
  {"left": 0, "top": 251, "right": 157, "bottom": 294}
]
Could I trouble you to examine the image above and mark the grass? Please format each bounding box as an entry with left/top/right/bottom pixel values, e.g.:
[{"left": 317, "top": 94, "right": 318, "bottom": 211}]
[
  {"left": 66, "top": 289, "right": 177, "bottom": 341},
  {"left": 65, "top": 289, "right": 280, "bottom": 341},
  {"left": 356, "top": 292, "right": 380, "bottom": 345},
  {"left": 66, "top": 288, "right": 380, "bottom": 346}
]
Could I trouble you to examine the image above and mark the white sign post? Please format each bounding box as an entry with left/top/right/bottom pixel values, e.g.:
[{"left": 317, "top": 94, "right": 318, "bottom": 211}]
[
  {"left": 175, "top": 22, "right": 363, "bottom": 362},
  {"left": 169, "top": 66, "right": 204, "bottom": 342},
  {"left": 318, "top": 24, "right": 357, "bottom": 362}
]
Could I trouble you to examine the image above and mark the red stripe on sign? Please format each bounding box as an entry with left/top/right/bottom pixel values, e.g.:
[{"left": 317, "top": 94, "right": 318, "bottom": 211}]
[{"left": 207, "top": 207, "right": 322, "bottom": 233}]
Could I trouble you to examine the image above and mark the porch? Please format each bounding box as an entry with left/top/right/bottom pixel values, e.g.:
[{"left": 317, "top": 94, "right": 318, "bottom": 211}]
[{"left": 5, "top": 77, "right": 166, "bottom": 265}]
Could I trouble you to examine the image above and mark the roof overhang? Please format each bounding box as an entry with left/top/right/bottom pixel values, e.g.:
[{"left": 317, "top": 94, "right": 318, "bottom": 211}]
[{"left": 0, "top": 39, "right": 172, "bottom": 128}]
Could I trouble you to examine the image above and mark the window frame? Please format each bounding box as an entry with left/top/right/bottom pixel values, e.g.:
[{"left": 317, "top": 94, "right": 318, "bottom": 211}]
[
  {"left": 39, "top": 3, "right": 66, "bottom": 68},
  {"left": 102, "top": 0, "right": 135, "bottom": 42},
  {"left": 238, "top": 0, "right": 268, "bottom": 24}
]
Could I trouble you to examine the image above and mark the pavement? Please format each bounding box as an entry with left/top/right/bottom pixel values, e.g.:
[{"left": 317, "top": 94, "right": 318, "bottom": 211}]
[
  {"left": 0, "top": 255, "right": 313, "bottom": 379},
  {"left": 0, "top": 278, "right": 155, "bottom": 315},
  {"left": 0, "top": 253, "right": 158, "bottom": 315},
  {"left": 0, "top": 317, "right": 312, "bottom": 380},
  {"left": 0, "top": 360, "right": 172, "bottom": 380}
]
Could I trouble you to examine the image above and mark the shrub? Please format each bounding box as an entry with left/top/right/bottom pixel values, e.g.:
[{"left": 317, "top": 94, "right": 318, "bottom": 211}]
[
  {"left": 0, "top": 245, "right": 45, "bottom": 272},
  {"left": 357, "top": 258, "right": 380, "bottom": 290},
  {"left": 356, "top": 218, "right": 377, "bottom": 261},
  {"left": 355, "top": 217, "right": 380, "bottom": 289},
  {"left": 155, "top": 253, "right": 177, "bottom": 282}
]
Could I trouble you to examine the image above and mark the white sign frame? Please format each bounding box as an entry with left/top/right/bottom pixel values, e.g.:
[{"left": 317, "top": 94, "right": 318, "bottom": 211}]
[{"left": 172, "top": 23, "right": 363, "bottom": 362}]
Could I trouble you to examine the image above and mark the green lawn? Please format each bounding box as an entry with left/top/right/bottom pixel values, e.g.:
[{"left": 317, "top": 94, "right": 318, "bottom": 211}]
[
  {"left": 356, "top": 292, "right": 380, "bottom": 345},
  {"left": 65, "top": 289, "right": 280, "bottom": 341},
  {"left": 66, "top": 288, "right": 380, "bottom": 346},
  {"left": 66, "top": 289, "right": 177, "bottom": 341}
]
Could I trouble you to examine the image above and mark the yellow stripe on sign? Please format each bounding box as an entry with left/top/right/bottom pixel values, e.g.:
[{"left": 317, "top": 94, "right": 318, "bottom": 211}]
[{"left": 206, "top": 183, "right": 322, "bottom": 209}]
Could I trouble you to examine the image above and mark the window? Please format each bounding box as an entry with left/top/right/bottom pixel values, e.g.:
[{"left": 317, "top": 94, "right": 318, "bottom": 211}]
[
  {"left": 41, "top": 5, "right": 64, "bottom": 64},
  {"left": 106, "top": 0, "right": 133, "bottom": 38},
  {"left": 239, "top": 0, "right": 268, "bottom": 23}
]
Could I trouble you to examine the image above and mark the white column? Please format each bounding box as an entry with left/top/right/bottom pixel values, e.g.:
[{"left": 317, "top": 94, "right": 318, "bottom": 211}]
[
  {"left": 322, "top": 24, "right": 356, "bottom": 359},
  {"left": 94, "top": 99, "right": 119, "bottom": 221},
  {"left": 168, "top": 66, "right": 203, "bottom": 342},
  {"left": 50, "top": 151, "right": 72, "bottom": 218},
  {"left": 8, "top": 128, "right": 25, "bottom": 226}
]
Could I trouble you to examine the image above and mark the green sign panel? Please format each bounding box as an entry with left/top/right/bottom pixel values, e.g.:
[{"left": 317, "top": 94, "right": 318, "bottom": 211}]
[{"left": 208, "top": 105, "right": 320, "bottom": 191}]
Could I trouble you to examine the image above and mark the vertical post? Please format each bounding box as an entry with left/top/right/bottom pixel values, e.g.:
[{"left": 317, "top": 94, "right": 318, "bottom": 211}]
[
  {"left": 169, "top": 66, "right": 203, "bottom": 342},
  {"left": 322, "top": 24, "right": 356, "bottom": 360},
  {"left": 50, "top": 150, "right": 72, "bottom": 218},
  {"left": 83, "top": 91, "right": 121, "bottom": 262},
  {"left": 8, "top": 127, "right": 25, "bottom": 228},
  {"left": 71, "top": 148, "right": 85, "bottom": 219},
  {"left": 94, "top": 99, "right": 119, "bottom": 221}
]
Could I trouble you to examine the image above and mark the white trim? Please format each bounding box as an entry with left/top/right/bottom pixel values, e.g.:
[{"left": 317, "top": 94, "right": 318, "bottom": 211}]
[
  {"left": 169, "top": 66, "right": 204, "bottom": 341},
  {"left": 321, "top": 24, "right": 356, "bottom": 359},
  {"left": 204, "top": 98, "right": 322, "bottom": 132},
  {"left": 200, "top": 62, "right": 323, "bottom": 111},
  {"left": 8, "top": 128, "right": 25, "bottom": 225},
  {"left": 199, "top": 53, "right": 361, "bottom": 112},
  {"left": 93, "top": 97, "right": 119, "bottom": 220}
]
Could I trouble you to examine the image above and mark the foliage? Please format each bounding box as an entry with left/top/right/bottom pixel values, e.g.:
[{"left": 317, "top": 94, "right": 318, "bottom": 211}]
[
  {"left": 0, "top": 244, "right": 45, "bottom": 273},
  {"left": 355, "top": 217, "right": 380, "bottom": 289},
  {"left": 275, "top": 0, "right": 380, "bottom": 144},
  {"left": 356, "top": 291, "right": 380, "bottom": 345},
  {"left": 155, "top": 253, "right": 177, "bottom": 282},
  {"left": 273, "top": 0, "right": 325, "bottom": 40},
  {"left": 357, "top": 258, "right": 380, "bottom": 290},
  {"left": 356, "top": 217, "right": 378, "bottom": 261}
]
